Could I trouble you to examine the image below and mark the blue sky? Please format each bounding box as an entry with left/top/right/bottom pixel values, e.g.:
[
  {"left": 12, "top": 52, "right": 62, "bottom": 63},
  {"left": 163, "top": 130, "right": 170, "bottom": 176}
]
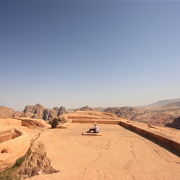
[{"left": 0, "top": 0, "right": 180, "bottom": 110}]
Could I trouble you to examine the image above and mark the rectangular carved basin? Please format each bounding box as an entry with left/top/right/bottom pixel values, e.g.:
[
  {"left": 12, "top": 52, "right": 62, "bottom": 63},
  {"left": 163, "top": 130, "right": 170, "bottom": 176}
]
[{"left": 0, "top": 129, "right": 20, "bottom": 143}]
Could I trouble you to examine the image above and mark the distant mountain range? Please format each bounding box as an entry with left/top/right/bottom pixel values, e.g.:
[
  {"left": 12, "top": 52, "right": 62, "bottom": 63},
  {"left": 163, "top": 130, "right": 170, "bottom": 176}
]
[
  {"left": 147, "top": 98, "right": 180, "bottom": 107},
  {"left": 0, "top": 98, "right": 180, "bottom": 129}
]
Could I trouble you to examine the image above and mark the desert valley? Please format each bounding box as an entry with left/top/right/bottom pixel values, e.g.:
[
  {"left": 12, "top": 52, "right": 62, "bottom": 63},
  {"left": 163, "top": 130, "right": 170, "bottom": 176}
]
[
  {"left": 1, "top": 1, "right": 180, "bottom": 179},
  {"left": 0, "top": 99, "right": 180, "bottom": 180}
]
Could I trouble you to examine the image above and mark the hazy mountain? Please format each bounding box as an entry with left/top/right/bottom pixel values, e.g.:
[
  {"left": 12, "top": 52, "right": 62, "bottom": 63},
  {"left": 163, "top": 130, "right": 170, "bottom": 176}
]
[
  {"left": 148, "top": 98, "right": 180, "bottom": 107},
  {"left": 75, "top": 105, "right": 95, "bottom": 111},
  {"left": 165, "top": 101, "right": 180, "bottom": 107}
]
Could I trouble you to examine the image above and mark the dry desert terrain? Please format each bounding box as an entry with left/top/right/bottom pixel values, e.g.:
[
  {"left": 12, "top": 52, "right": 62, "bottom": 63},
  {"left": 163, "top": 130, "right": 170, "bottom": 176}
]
[{"left": 29, "top": 123, "right": 180, "bottom": 180}]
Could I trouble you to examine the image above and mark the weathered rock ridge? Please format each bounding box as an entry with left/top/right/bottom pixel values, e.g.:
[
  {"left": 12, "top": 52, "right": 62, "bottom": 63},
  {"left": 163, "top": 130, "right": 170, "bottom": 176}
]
[
  {"left": 23, "top": 104, "right": 67, "bottom": 120},
  {"left": 105, "top": 105, "right": 180, "bottom": 129},
  {"left": 17, "top": 140, "right": 59, "bottom": 179},
  {"left": 166, "top": 116, "right": 180, "bottom": 129},
  {"left": 75, "top": 105, "right": 95, "bottom": 111},
  {"left": 0, "top": 104, "right": 67, "bottom": 121},
  {"left": 0, "top": 106, "right": 22, "bottom": 118},
  {"left": 0, "top": 139, "right": 58, "bottom": 179}
]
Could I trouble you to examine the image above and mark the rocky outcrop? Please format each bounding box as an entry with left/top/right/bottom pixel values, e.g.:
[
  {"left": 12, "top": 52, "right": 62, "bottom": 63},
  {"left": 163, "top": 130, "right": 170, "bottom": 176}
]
[
  {"left": 0, "top": 139, "right": 59, "bottom": 179},
  {"left": 23, "top": 104, "right": 45, "bottom": 119},
  {"left": 13, "top": 111, "right": 23, "bottom": 118},
  {"left": 17, "top": 140, "right": 59, "bottom": 179},
  {"left": 105, "top": 106, "right": 180, "bottom": 129},
  {"left": 0, "top": 106, "right": 15, "bottom": 118},
  {"left": 166, "top": 117, "right": 180, "bottom": 129},
  {"left": 0, "top": 128, "right": 30, "bottom": 172},
  {"left": 105, "top": 107, "right": 137, "bottom": 119},
  {"left": 75, "top": 106, "right": 94, "bottom": 111},
  {"left": 23, "top": 104, "right": 67, "bottom": 121},
  {"left": 0, "top": 104, "right": 67, "bottom": 121},
  {"left": 44, "top": 108, "right": 58, "bottom": 121},
  {"left": 58, "top": 106, "right": 67, "bottom": 116},
  {"left": 16, "top": 118, "right": 50, "bottom": 129},
  {"left": 134, "top": 114, "right": 174, "bottom": 126}
]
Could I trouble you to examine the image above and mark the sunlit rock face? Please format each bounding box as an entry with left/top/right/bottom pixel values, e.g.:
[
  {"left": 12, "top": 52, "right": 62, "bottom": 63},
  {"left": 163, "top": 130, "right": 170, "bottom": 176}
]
[
  {"left": 23, "top": 104, "right": 67, "bottom": 120},
  {"left": 105, "top": 104, "right": 180, "bottom": 129},
  {"left": 0, "top": 106, "right": 15, "bottom": 118},
  {"left": 0, "top": 106, "right": 22, "bottom": 118},
  {"left": 75, "top": 105, "right": 95, "bottom": 111}
]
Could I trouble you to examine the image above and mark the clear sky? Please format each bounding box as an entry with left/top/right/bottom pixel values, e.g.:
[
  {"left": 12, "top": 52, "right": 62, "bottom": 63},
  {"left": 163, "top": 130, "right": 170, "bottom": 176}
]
[{"left": 0, "top": 0, "right": 180, "bottom": 110}]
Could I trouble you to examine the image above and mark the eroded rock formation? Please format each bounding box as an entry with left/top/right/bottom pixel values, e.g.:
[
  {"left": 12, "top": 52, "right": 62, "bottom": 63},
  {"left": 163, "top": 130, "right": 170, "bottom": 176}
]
[
  {"left": 166, "top": 117, "right": 180, "bottom": 129},
  {"left": 23, "top": 104, "right": 45, "bottom": 119},
  {"left": 17, "top": 140, "right": 59, "bottom": 179},
  {"left": 75, "top": 105, "right": 94, "bottom": 111},
  {"left": 23, "top": 104, "right": 67, "bottom": 121},
  {"left": 0, "top": 106, "right": 22, "bottom": 118},
  {"left": 105, "top": 107, "right": 137, "bottom": 119},
  {"left": 0, "top": 139, "right": 59, "bottom": 179},
  {"left": 0, "top": 106, "right": 15, "bottom": 118},
  {"left": 104, "top": 105, "right": 180, "bottom": 129}
]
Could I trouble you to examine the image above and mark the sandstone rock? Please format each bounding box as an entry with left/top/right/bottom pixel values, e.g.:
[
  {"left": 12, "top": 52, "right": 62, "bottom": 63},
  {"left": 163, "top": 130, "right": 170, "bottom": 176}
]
[
  {"left": 23, "top": 104, "right": 45, "bottom": 119},
  {"left": 0, "top": 106, "right": 14, "bottom": 118},
  {"left": 23, "top": 104, "right": 67, "bottom": 121},
  {"left": 75, "top": 105, "right": 94, "bottom": 111},
  {"left": 105, "top": 105, "right": 180, "bottom": 129},
  {"left": 17, "top": 140, "right": 59, "bottom": 178},
  {"left": 13, "top": 111, "right": 23, "bottom": 118},
  {"left": 32, "top": 104, "right": 45, "bottom": 119},
  {"left": 166, "top": 117, "right": 180, "bottom": 129},
  {"left": 58, "top": 106, "right": 67, "bottom": 116},
  {"left": 18, "top": 118, "right": 50, "bottom": 129},
  {"left": 45, "top": 109, "right": 58, "bottom": 121},
  {"left": 104, "top": 107, "right": 119, "bottom": 114},
  {"left": 105, "top": 107, "right": 136, "bottom": 119}
]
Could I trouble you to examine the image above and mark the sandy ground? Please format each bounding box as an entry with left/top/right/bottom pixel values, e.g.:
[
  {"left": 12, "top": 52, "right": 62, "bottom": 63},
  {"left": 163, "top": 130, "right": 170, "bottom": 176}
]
[{"left": 29, "top": 123, "right": 180, "bottom": 180}]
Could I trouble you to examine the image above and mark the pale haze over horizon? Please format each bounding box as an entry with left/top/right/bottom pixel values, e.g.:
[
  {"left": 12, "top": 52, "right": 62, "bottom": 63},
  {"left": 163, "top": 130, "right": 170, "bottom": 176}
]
[{"left": 0, "top": 0, "right": 180, "bottom": 111}]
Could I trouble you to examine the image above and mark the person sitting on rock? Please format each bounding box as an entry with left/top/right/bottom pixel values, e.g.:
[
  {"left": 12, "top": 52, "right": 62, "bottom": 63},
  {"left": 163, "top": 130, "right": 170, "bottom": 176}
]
[{"left": 87, "top": 122, "right": 100, "bottom": 133}]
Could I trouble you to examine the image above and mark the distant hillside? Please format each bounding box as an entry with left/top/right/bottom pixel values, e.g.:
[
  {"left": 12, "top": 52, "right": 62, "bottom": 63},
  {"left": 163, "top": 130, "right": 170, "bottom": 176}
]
[
  {"left": 104, "top": 103, "right": 180, "bottom": 129},
  {"left": 75, "top": 105, "right": 94, "bottom": 111},
  {"left": 166, "top": 101, "right": 180, "bottom": 107},
  {"left": 0, "top": 106, "right": 14, "bottom": 118},
  {"left": 148, "top": 98, "right": 180, "bottom": 107},
  {"left": 105, "top": 107, "right": 137, "bottom": 119}
]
